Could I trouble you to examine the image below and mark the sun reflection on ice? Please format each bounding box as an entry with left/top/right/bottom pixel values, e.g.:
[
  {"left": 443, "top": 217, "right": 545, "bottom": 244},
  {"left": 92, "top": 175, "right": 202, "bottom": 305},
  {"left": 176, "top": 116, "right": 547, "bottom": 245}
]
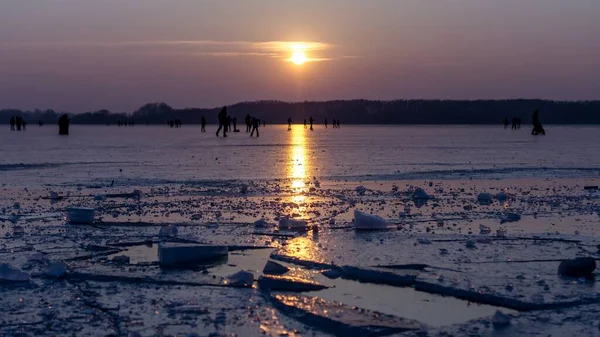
[{"left": 289, "top": 126, "right": 309, "bottom": 218}]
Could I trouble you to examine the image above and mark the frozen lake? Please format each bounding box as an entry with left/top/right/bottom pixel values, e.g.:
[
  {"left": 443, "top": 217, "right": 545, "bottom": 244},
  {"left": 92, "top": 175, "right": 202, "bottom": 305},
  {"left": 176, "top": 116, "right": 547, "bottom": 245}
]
[{"left": 1, "top": 125, "right": 600, "bottom": 186}]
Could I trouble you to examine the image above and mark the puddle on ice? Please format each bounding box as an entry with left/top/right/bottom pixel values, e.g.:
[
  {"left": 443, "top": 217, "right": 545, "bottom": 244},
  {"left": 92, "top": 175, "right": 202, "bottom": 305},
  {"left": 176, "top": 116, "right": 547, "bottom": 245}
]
[{"left": 307, "top": 273, "right": 517, "bottom": 327}]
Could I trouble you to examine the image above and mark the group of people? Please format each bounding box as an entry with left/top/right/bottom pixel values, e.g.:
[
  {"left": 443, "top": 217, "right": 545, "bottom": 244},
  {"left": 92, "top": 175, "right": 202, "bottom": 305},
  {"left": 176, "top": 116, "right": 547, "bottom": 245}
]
[
  {"left": 215, "top": 107, "right": 262, "bottom": 138},
  {"left": 9, "top": 116, "right": 27, "bottom": 131},
  {"left": 167, "top": 119, "right": 183, "bottom": 128},
  {"left": 117, "top": 120, "right": 135, "bottom": 127},
  {"left": 503, "top": 117, "right": 522, "bottom": 130},
  {"left": 299, "top": 117, "right": 341, "bottom": 131},
  {"left": 502, "top": 110, "right": 545, "bottom": 135}
]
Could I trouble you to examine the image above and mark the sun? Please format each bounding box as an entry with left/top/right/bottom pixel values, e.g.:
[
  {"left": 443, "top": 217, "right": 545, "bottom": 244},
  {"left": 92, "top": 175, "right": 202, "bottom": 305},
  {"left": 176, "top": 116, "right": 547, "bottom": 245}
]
[{"left": 291, "top": 50, "right": 307, "bottom": 65}]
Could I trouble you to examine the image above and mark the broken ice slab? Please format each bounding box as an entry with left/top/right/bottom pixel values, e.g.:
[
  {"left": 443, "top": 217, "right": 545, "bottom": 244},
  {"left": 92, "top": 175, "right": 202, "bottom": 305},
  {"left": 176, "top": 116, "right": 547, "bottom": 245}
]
[
  {"left": 225, "top": 270, "right": 254, "bottom": 287},
  {"left": 263, "top": 260, "right": 290, "bottom": 275},
  {"left": 353, "top": 209, "right": 389, "bottom": 230},
  {"left": 158, "top": 225, "right": 178, "bottom": 237},
  {"left": 278, "top": 217, "right": 309, "bottom": 230},
  {"left": 258, "top": 275, "right": 327, "bottom": 292},
  {"left": 270, "top": 294, "right": 423, "bottom": 336},
  {"left": 0, "top": 263, "right": 30, "bottom": 282},
  {"left": 65, "top": 207, "right": 95, "bottom": 224},
  {"left": 500, "top": 212, "right": 521, "bottom": 223},
  {"left": 158, "top": 243, "right": 228, "bottom": 267}
]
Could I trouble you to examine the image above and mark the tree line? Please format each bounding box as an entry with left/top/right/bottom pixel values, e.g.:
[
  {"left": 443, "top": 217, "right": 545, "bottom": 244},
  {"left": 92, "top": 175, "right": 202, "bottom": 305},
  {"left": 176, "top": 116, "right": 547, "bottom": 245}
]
[{"left": 2, "top": 100, "right": 600, "bottom": 125}]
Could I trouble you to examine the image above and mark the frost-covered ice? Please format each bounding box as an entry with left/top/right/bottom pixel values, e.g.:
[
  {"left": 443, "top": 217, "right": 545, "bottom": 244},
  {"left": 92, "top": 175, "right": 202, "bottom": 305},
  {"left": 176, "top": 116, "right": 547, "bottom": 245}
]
[{"left": 2, "top": 125, "right": 600, "bottom": 336}]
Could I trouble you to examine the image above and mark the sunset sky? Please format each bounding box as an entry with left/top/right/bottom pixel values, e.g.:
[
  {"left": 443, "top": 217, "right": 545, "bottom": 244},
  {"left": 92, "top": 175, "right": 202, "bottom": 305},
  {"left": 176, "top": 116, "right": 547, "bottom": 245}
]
[{"left": 1, "top": 0, "right": 599, "bottom": 112}]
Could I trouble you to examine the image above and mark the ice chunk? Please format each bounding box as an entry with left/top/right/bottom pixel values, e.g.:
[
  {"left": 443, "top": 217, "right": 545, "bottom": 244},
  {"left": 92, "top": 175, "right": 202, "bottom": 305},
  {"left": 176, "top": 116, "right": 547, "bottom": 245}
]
[
  {"left": 355, "top": 186, "right": 367, "bottom": 195},
  {"left": 225, "top": 270, "right": 254, "bottom": 287},
  {"left": 495, "top": 191, "right": 510, "bottom": 201},
  {"left": 49, "top": 191, "right": 59, "bottom": 200},
  {"left": 496, "top": 228, "right": 507, "bottom": 237},
  {"left": 93, "top": 194, "right": 106, "bottom": 201},
  {"left": 313, "top": 179, "right": 321, "bottom": 188},
  {"left": 477, "top": 193, "right": 493, "bottom": 205},
  {"left": 479, "top": 224, "right": 491, "bottom": 235},
  {"left": 279, "top": 217, "right": 309, "bottom": 230},
  {"left": 558, "top": 257, "right": 596, "bottom": 277},
  {"left": 240, "top": 184, "right": 249, "bottom": 194},
  {"left": 412, "top": 188, "right": 431, "bottom": 200},
  {"left": 111, "top": 255, "right": 131, "bottom": 265},
  {"left": 417, "top": 238, "right": 432, "bottom": 245},
  {"left": 492, "top": 311, "right": 511, "bottom": 329},
  {"left": 66, "top": 207, "right": 95, "bottom": 224},
  {"left": 158, "top": 225, "right": 178, "bottom": 237},
  {"left": 500, "top": 212, "right": 521, "bottom": 223},
  {"left": 353, "top": 210, "right": 388, "bottom": 230},
  {"left": 465, "top": 239, "right": 476, "bottom": 249},
  {"left": 0, "top": 264, "right": 30, "bottom": 282},
  {"left": 254, "top": 219, "right": 272, "bottom": 228},
  {"left": 263, "top": 260, "right": 289, "bottom": 275},
  {"left": 158, "top": 243, "right": 228, "bottom": 267},
  {"left": 45, "top": 261, "right": 67, "bottom": 278}
]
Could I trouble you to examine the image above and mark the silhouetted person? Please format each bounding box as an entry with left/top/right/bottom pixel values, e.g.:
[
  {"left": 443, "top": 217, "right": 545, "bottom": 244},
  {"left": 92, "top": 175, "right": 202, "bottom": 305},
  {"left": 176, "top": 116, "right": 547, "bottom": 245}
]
[
  {"left": 503, "top": 118, "right": 509, "bottom": 129},
  {"left": 336, "top": 119, "right": 340, "bottom": 128},
  {"left": 58, "top": 114, "right": 70, "bottom": 135},
  {"left": 531, "top": 109, "right": 545, "bottom": 135},
  {"left": 262, "top": 120, "right": 265, "bottom": 127},
  {"left": 250, "top": 117, "right": 260, "bottom": 137},
  {"left": 22, "top": 120, "right": 27, "bottom": 131},
  {"left": 201, "top": 116, "right": 206, "bottom": 132},
  {"left": 309, "top": 116, "right": 314, "bottom": 130},
  {"left": 227, "top": 115, "right": 232, "bottom": 132},
  {"left": 304, "top": 119, "right": 307, "bottom": 129},
  {"left": 232, "top": 117, "right": 238, "bottom": 132},
  {"left": 245, "top": 114, "right": 252, "bottom": 132},
  {"left": 287, "top": 117, "right": 292, "bottom": 131},
  {"left": 325, "top": 119, "right": 328, "bottom": 128},
  {"left": 216, "top": 107, "right": 228, "bottom": 137},
  {"left": 14, "top": 116, "right": 21, "bottom": 131},
  {"left": 517, "top": 118, "right": 522, "bottom": 129},
  {"left": 9, "top": 116, "right": 15, "bottom": 131},
  {"left": 38, "top": 120, "right": 43, "bottom": 127}
]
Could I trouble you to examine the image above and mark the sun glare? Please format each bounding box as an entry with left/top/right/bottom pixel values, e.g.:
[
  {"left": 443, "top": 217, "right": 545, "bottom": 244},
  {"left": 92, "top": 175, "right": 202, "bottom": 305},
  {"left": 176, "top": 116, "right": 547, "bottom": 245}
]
[{"left": 291, "top": 50, "right": 307, "bottom": 65}]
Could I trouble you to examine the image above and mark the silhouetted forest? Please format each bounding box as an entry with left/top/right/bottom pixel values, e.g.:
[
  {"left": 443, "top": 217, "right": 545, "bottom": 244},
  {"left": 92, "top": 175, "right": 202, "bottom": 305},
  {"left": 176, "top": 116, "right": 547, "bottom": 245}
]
[{"left": 2, "top": 100, "right": 600, "bottom": 125}]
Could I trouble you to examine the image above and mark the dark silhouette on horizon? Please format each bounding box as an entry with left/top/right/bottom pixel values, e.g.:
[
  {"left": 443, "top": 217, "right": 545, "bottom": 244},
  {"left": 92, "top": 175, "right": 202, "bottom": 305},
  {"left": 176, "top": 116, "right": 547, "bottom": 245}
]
[
  {"left": 287, "top": 117, "right": 292, "bottom": 131},
  {"left": 4, "top": 100, "right": 600, "bottom": 126},
  {"left": 531, "top": 109, "right": 546, "bottom": 135},
  {"left": 250, "top": 117, "right": 260, "bottom": 137},
  {"left": 201, "top": 116, "right": 206, "bottom": 132},
  {"left": 309, "top": 116, "right": 314, "bottom": 130},
  {"left": 216, "top": 107, "right": 228, "bottom": 138},
  {"left": 58, "top": 114, "right": 69, "bottom": 135}
]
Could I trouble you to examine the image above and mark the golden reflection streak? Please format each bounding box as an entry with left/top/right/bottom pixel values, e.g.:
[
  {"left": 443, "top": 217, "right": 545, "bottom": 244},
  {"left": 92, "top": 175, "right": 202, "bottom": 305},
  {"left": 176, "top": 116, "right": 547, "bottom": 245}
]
[{"left": 289, "top": 125, "right": 309, "bottom": 218}]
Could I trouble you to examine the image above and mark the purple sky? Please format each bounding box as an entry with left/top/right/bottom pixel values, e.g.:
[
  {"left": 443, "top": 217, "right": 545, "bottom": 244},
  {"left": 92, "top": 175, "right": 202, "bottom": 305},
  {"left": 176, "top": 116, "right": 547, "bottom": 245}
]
[{"left": 1, "top": 0, "right": 599, "bottom": 112}]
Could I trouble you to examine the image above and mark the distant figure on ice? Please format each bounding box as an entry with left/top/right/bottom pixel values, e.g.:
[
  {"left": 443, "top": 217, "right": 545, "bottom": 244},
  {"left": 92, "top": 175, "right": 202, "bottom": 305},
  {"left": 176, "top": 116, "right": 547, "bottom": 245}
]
[
  {"left": 517, "top": 118, "right": 522, "bottom": 129},
  {"left": 22, "top": 120, "right": 27, "bottom": 131},
  {"left": 227, "top": 115, "right": 232, "bottom": 132},
  {"left": 531, "top": 109, "right": 545, "bottom": 135},
  {"left": 287, "top": 117, "right": 292, "bottom": 131},
  {"left": 38, "top": 120, "right": 43, "bottom": 127},
  {"left": 335, "top": 119, "right": 340, "bottom": 128},
  {"left": 9, "top": 116, "right": 15, "bottom": 131},
  {"left": 309, "top": 116, "right": 314, "bottom": 130},
  {"left": 250, "top": 117, "right": 260, "bottom": 137},
  {"left": 200, "top": 116, "right": 206, "bottom": 132},
  {"left": 325, "top": 119, "right": 328, "bottom": 129},
  {"left": 216, "top": 107, "right": 228, "bottom": 137},
  {"left": 245, "top": 114, "right": 252, "bottom": 132},
  {"left": 58, "top": 114, "right": 70, "bottom": 135},
  {"left": 304, "top": 119, "right": 307, "bottom": 129},
  {"left": 15, "top": 116, "right": 22, "bottom": 131},
  {"left": 233, "top": 117, "right": 238, "bottom": 132},
  {"left": 511, "top": 117, "right": 517, "bottom": 130},
  {"left": 503, "top": 118, "right": 509, "bottom": 129}
]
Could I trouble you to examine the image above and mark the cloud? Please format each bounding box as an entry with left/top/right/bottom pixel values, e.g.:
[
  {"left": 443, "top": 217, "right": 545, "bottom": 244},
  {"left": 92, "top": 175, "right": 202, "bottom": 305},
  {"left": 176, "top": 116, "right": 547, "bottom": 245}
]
[{"left": 1, "top": 40, "right": 337, "bottom": 61}]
